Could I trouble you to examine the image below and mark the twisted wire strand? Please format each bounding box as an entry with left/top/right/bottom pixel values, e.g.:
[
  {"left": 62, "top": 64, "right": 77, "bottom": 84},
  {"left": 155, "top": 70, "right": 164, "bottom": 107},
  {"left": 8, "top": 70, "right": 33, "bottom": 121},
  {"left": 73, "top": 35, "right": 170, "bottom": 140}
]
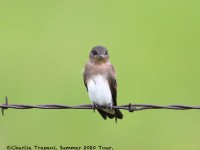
[{"left": 1, "top": 97, "right": 200, "bottom": 115}]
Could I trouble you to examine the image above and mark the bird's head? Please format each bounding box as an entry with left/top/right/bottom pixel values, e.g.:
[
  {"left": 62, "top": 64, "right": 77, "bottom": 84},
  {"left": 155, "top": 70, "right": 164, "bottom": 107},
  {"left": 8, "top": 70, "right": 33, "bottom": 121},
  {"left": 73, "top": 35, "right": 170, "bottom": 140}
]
[{"left": 89, "top": 46, "right": 109, "bottom": 64}]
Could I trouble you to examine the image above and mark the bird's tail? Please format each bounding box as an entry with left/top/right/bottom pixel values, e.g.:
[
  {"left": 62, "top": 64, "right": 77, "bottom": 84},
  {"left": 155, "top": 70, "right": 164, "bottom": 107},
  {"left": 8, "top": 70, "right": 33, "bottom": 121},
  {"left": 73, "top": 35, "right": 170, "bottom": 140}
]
[{"left": 97, "top": 109, "right": 123, "bottom": 122}]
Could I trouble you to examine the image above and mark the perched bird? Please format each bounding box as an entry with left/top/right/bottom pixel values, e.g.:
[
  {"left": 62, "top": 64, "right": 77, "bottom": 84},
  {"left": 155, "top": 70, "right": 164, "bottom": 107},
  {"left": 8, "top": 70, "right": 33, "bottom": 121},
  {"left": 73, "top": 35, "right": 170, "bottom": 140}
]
[{"left": 83, "top": 46, "right": 123, "bottom": 122}]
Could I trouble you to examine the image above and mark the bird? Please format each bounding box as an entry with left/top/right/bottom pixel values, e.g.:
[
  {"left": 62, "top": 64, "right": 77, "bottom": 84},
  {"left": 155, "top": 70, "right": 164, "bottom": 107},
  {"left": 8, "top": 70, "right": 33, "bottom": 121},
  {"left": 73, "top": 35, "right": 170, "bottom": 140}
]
[{"left": 83, "top": 46, "right": 123, "bottom": 122}]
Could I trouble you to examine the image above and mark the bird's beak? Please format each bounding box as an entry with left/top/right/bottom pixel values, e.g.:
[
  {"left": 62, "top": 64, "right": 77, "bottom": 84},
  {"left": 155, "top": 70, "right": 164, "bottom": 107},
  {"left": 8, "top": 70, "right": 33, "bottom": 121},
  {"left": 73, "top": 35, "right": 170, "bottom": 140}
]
[{"left": 98, "top": 54, "right": 104, "bottom": 58}]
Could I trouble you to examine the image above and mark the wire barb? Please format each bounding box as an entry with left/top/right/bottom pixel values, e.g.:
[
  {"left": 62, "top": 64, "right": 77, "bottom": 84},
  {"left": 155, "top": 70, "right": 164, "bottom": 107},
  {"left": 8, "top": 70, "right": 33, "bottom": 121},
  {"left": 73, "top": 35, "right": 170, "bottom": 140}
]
[
  {"left": 128, "top": 103, "right": 135, "bottom": 112},
  {"left": 1, "top": 96, "right": 8, "bottom": 116}
]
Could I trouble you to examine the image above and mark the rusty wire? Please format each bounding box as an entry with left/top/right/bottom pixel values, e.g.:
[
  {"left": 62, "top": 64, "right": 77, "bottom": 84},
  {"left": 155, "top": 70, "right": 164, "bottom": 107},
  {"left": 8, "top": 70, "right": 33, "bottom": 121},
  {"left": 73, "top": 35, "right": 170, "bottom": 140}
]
[{"left": 1, "top": 96, "right": 200, "bottom": 116}]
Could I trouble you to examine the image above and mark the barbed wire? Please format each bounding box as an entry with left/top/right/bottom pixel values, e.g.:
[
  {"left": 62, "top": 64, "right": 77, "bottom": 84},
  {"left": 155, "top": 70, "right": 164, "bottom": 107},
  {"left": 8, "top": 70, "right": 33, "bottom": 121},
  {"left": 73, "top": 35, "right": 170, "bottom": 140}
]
[{"left": 1, "top": 96, "right": 200, "bottom": 116}]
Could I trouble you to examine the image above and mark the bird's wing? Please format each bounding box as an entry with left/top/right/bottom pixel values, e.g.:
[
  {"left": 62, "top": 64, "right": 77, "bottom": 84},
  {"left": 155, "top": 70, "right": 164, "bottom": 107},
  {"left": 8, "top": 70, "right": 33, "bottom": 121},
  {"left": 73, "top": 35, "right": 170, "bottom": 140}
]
[
  {"left": 83, "top": 65, "right": 88, "bottom": 91},
  {"left": 108, "top": 65, "right": 117, "bottom": 106},
  {"left": 108, "top": 64, "right": 123, "bottom": 121},
  {"left": 83, "top": 77, "right": 88, "bottom": 91}
]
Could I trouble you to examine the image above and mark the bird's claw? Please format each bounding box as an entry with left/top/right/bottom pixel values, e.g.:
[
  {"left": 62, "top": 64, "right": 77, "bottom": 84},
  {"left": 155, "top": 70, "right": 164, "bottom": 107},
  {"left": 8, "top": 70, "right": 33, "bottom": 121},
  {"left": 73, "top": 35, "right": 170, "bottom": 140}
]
[
  {"left": 92, "top": 104, "right": 98, "bottom": 112},
  {"left": 107, "top": 103, "right": 113, "bottom": 110}
]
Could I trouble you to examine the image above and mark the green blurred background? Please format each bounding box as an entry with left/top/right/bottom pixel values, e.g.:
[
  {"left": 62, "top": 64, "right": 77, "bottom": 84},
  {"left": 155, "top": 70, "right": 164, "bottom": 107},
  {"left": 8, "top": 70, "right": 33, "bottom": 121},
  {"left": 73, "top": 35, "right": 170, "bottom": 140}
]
[{"left": 0, "top": 0, "right": 200, "bottom": 150}]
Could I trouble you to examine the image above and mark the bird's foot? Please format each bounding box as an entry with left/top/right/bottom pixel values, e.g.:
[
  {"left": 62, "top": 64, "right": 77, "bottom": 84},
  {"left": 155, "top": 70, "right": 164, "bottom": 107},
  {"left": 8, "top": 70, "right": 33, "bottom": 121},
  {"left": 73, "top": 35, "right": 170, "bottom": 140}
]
[
  {"left": 107, "top": 103, "right": 113, "bottom": 110},
  {"left": 92, "top": 103, "right": 98, "bottom": 112}
]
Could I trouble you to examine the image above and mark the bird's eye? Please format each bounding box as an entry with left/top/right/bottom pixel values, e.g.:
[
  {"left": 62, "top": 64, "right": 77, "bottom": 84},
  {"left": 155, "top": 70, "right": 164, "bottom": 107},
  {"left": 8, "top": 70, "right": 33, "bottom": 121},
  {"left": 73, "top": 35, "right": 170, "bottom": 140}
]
[
  {"left": 92, "top": 51, "right": 97, "bottom": 55},
  {"left": 105, "top": 51, "right": 108, "bottom": 55}
]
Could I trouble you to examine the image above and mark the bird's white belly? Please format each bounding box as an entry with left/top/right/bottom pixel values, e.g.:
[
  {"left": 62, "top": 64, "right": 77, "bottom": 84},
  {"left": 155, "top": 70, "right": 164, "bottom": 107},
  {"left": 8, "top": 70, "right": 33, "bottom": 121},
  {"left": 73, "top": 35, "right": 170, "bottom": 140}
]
[{"left": 87, "top": 75, "right": 112, "bottom": 105}]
